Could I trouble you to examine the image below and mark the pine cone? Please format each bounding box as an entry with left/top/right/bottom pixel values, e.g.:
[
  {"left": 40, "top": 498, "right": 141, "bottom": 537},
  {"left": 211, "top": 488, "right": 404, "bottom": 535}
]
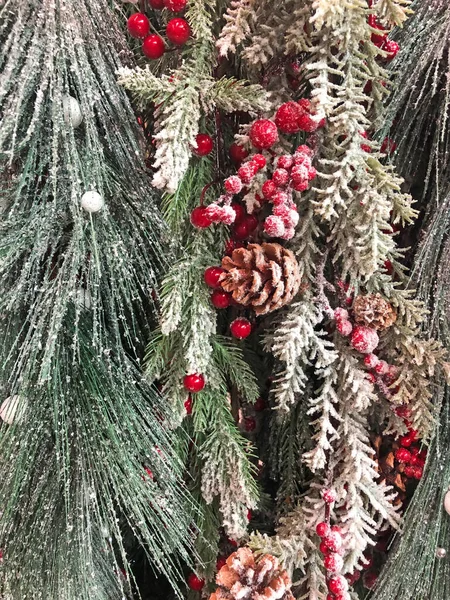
[
  {"left": 220, "top": 243, "right": 301, "bottom": 315},
  {"left": 353, "top": 293, "right": 397, "bottom": 331},
  {"left": 210, "top": 547, "right": 294, "bottom": 600}
]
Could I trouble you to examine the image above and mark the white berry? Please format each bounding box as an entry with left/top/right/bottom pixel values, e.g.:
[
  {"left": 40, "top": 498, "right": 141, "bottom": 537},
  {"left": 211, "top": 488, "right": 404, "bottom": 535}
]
[{"left": 81, "top": 190, "right": 104, "bottom": 213}]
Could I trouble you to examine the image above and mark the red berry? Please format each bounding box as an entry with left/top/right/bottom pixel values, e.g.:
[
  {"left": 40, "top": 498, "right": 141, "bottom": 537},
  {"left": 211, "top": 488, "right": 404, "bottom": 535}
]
[
  {"left": 262, "top": 180, "right": 277, "bottom": 200},
  {"left": 142, "top": 35, "right": 165, "bottom": 59},
  {"left": 328, "top": 576, "right": 346, "bottom": 594},
  {"left": 395, "top": 405, "right": 411, "bottom": 419},
  {"left": 233, "top": 220, "right": 251, "bottom": 240},
  {"left": 249, "top": 119, "right": 279, "bottom": 149},
  {"left": 320, "top": 541, "right": 330, "bottom": 554},
  {"left": 166, "top": 17, "right": 190, "bottom": 45},
  {"left": 350, "top": 326, "right": 379, "bottom": 354},
  {"left": 336, "top": 319, "right": 352, "bottom": 336},
  {"left": 187, "top": 573, "right": 205, "bottom": 592},
  {"left": 366, "top": 372, "right": 376, "bottom": 384},
  {"left": 190, "top": 206, "right": 212, "bottom": 228},
  {"left": 297, "top": 112, "right": 319, "bottom": 132},
  {"left": 231, "top": 203, "right": 246, "bottom": 223},
  {"left": 412, "top": 465, "right": 423, "bottom": 479},
  {"left": 183, "top": 373, "right": 205, "bottom": 393},
  {"left": 316, "top": 522, "right": 330, "bottom": 537},
  {"left": 252, "top": 154, "right": 267, "bottom": 169},
  {"left": 211, "top": 290, "right": 231, "bottom": 309},
  {"left": 277, "top": 155, "right": 294, "bottom": 170},
  {"left": 244, "top": 416, "right": 256, "bottom": 432},
  {"left": 368, "top": 14, "right": 387, "bottom": 46},
  {"left": 384, "top": 39, "right": 400, "bottom": 60},
  {"left": 127, "top": 13, "right": 150, "bottom": 38},
  {"left": 272, "top": 168, "right": 290, "bottom": 187},
  {"left": 204, "top": 266, "right": 224, "bottom": 288},
  {"left": 254, "top": 397, "right": 266, "bottom": 411},
  {"left": 247, "top": 509, "right": 253, "bottom": 520},
  {"left": 149, "top": 0, "right": 165, "bottom": 7},
  {"left": 264, "top": 215, "right": 285, "bottom": 238},
  {"left": 395, "top": 448, "right": 411, "bottom": 463},
  {"left": 324, "top": 532, "right": 343, "bottom": 552},
  {"left": 229, "top": 143, "right": 249, "bottom": 163},
  {"left": 404, "top": 465, "right": 415, "bottom": 478},
  {"left": 216, "top": 557, "right": 227, "bottom": 571},
  {"left": 194, "top": 133, "right": 213, "bottom": 156},
  {"left": 164, "top": 0, "right": 187, "bottom": 11},
  {"left": 238, "top": 163, "right": 258, "bottom": 184},
  {"left": 322, "top": 488, "right": 337, "bottom": 504},
  {"left": 292, "top": 179, "right": 309, "bottom": 192},
  {"left": 324, "top": 553, "right": 344, "bottom": 573},
  {"left": 326, "top": 596, "right": 335, "bottom": 600},
  {"left": 244, "top": 214, "right": 258, "bottom": 232},
  {"left": 374, "top": 360, "right": 388, "bottom": 374},
  {"left": 384, "top": 259, "right": 394, "bottom": 274},
  {"left": 184, "top": 396, "right": 193, "bottom": 415},
  {"left": 364, "top": 353, "right": 379, "bottom": 368},
  {"left": 275, "top": 102, "right": 301, "bottom": 133},
  {"left": 225, "top": 175, "right": 243, "bottom": 195},
  {"left": 399, "top": 434, "right": 413, "bottom": 447},
  {"left": 230, "top": 317, "right": 252, "bottom": 339}
]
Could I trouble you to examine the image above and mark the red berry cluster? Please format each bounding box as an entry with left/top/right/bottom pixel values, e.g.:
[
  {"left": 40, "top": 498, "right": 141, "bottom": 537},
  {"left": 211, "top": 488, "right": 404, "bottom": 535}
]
[
  {"left": 127, "top": 5, "right": 190, "bottom": 61},
  {"left": 368, "top": 14, "right": 400, "bottom": 60},
  {"left": 335, "top": 309, "right": 380, "bottom": 355},
  {"left": 393, "top": 405, "right": 426, "bottom": 480},
  {"left": 316, "top": 520, "right": 350, "bottom": 600},
  {"left": 275, "top": 99, "right": 326, "bottom": 135}
]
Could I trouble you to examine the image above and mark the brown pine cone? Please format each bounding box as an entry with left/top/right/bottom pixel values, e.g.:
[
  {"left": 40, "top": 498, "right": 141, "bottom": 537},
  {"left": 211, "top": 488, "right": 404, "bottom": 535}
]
[
  {"left": 220, "top": 243, "right": 301, "bottom": 315},
  {"left": 210, "top": 547, "right": 294, "bottom": 600},
  {"left": 353, "top": 293, "right": 397, "bottom": 331}
]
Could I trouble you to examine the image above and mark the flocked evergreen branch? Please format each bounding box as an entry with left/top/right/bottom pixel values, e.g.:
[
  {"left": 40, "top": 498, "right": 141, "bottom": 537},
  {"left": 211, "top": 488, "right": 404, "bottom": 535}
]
[{"left": 118, "top": 0, "right": 270, "bottom": 192}]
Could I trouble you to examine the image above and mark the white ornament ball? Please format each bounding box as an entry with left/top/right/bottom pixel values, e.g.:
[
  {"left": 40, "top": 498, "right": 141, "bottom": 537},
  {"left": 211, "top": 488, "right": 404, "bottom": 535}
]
[
  {"left": 81, "top": 190, "right": 104, "bottom": 213},
  {"left": 0, "top": 395, "right": 27, "bottom": 425},
  {"left": 62, "top": 95, "right": 83, "bottom": 128},
  {"left": 436, "top": 547, "right": 447, "bottom": 559},
  {"left": 444, "top": 489, "right": 450, "bottom": 515}
]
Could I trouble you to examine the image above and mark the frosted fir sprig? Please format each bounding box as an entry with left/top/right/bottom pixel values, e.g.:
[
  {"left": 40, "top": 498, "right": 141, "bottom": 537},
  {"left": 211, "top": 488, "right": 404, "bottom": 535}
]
[{"left": 216, "top": 0, "right": 257, "bottom": 57}]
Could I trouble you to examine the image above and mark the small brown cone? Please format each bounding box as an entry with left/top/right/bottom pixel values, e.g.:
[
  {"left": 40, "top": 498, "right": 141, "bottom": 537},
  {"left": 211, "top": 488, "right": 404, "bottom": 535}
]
[
  {"left": 353, "top": 293, "right": 397, "bottom": 331},
  {"left": 210, "top": 547, "right": 294, "bottom": 600},
  {"left": 220, "top": 243, "right": 301, "bottom": 315}
]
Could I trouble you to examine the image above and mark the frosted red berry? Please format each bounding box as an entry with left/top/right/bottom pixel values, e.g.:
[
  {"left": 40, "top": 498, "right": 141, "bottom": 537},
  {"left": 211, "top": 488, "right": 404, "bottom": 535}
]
[
  {"left": 230, "top": 318, "right": 252, "bottom": 340},
  {"left": 272, "top": 191, "right": 289, "bottom": 206},
  {"left": 320, "top": 541, "right": 330, "bottom": 554},
  {"left": 350, "top": 326, "right": 379, "bottom": 354},
  {"left": 384, "top": 39, "right": 400, "bottom": 60},
  {"left": 297, "top": 112, "right": 319, "bottom": 132},
  {"left": 244, "top": 416, "right": 257, "bottom": 432},
  {"left": 190, "top": 206, "right": 212, "bottom": 228},
  {"left": 316, "top": 522, "right": 330, "bottom": 537},
  {"left": 336, "top": 320, "right": 352, "bottom": 336},
  {"left": 374, "top": 360, "right": 389, "bottom": 374},
  {"left": 277, "top": 155, "right": 294, "bottom": 170},
  {"left": 127, "top": 13, "right": 150, "bottom": 38},
  {"left": 249, "top": 119, "right": 279, "bottom": 149},
  {"left": 142, "top": 35, "right": 165, "bottom": 59},
  {"left": 328, "top": 576, "right": 346, "bottom": 594},
  {"left": 275, "top": 102, "right": 301, "bottom": 133},
  {"left": 183, "top": 374, "right": 205, "bottom": 393},
  {"left": 364, "top": 353, "right": 379, "bottom": 368},
  {"left": 211, "top": 290, "right": 231, "bottom": 309},
  {"left": 229, "top": 143, "right": 249, "bottom": 163},
  {"left": 292, "top": 179, "right": 309, "bottom": 192},
  {"left": 395, "top": 448, "right": 411, "bottom": 463},
  {"left": 187, "top": 573, "right": 205, "bottom": 592},
  {"left": 262, "top": 180, "right": 277, "bottom": 200},
  {"left": 204, "top": 266, "right": 224, "bottom": 288},
  {"left": 238, "top": 163, "right": 258, "bottom": 184},
  {"left": 324, "top": 553, "right": 344, "bottom": 573},
  {"left": 194, "top": 133, "right": 213, "bottom": 156},
  {"left": 252, "top": 154, "right": 267, "bottom": 169},
  {"left": 322, "top": 488, "right": 337, "bottom": 504},
  {"left": 264, "top": 216, "right": 285, "bottom": 238},
  {"left": 324, "top": 531, "right": 343, "bottom": 552},
  {"left": 163, "top": 0, "right": 187, "bottom": 11},
  {"left": 184, "top": 396, "right": 193, "bottom": 415},
  {"left": 166, "top": 17, "right": 190, "bottom": 45},
  {"left": 272, "top": 168, "right": 290, "bottom": 187},
  {"left": 225, "top": 175, "right": 243, "bottom": 195}
]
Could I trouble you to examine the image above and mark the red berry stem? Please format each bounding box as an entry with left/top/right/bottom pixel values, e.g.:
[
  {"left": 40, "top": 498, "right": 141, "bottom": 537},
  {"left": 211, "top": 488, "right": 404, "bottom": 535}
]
[{"left": 199, "top": 180, "right": 218, "bottom": 205}]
